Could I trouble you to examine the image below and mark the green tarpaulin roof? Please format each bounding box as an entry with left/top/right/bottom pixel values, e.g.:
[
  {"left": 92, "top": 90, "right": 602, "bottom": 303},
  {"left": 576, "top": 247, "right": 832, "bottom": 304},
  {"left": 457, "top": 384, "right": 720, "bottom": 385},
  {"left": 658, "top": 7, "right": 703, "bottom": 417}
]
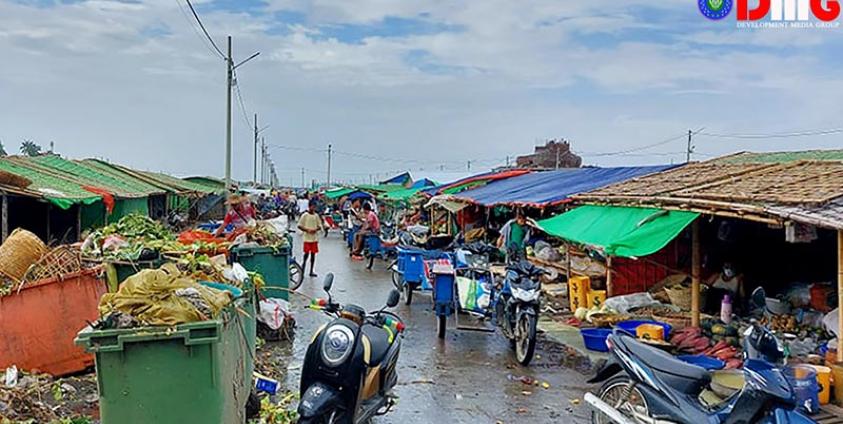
[
  {"left": 379, "top": 187, "right": 424, "bottom": 202},
  {"left": 355, "top": 184, "right": 406, "bottom": 193},
  {"left": 537, "top": 205, "right": 699, "bottom": 258},
  {"left": 183, "top": 176, "right": 226, "bottom": 192},
  {"left": 28, "top": 155, "right": 163, "bottom": 198},
  {"left": 714, "top": 149, "right": 843, "bottom": 164},
  {"left": 325, "top": 187, "right": 355, "bottom": 199}
]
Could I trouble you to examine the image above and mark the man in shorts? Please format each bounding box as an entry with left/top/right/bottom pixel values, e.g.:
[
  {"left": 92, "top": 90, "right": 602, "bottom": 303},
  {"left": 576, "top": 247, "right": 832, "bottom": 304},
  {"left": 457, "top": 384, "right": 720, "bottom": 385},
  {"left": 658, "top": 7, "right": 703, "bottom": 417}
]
[{"left": 298, "top": 200, "right": 323, "bottom": 277}]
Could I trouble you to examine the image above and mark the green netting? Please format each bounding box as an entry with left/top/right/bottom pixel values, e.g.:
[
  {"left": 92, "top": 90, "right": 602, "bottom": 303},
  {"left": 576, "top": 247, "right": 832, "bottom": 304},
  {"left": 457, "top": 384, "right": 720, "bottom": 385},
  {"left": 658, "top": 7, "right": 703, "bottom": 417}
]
[
  {"left": 81, "top": 202, "right": 107, "bottom": 230},
  {"left": 29, "top": 155, "right": 161, "bottom": 198},
  {"left": 537, "top": 205, "right": 699, "bottom": 258},
  {"left": 140, "top": 171, "right": 220, "bottom": 194},
  {"left": 442, "top": 180, "right": 486, "bottom": 195},
  {"left": 355, "top": 184, "right": 406, "bottom": 193},
  {"left": 714, "top": 149, "right": 843, "bottom": 164},
  {"left": 109, "top": 198, "right": 150, "bottom": 223},
  {"left": 0, "top": 158, "right": 100, "bottom": 209},
  {"left": 183, "top": 177, "right": 226, "bottom": 192}
]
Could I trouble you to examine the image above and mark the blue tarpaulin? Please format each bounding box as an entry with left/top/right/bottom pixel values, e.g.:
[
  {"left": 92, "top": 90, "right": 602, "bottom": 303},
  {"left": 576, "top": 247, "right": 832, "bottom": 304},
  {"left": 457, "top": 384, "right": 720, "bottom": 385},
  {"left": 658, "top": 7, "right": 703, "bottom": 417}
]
[
  {"left": 452, "top": 165, "right": 678, "bottom": 207},
  {"left": 380, "top": 172, "right": 412, "bottom": 185},
  {"left": 411, "top": 178, "right": 438, "bottom": 189}
]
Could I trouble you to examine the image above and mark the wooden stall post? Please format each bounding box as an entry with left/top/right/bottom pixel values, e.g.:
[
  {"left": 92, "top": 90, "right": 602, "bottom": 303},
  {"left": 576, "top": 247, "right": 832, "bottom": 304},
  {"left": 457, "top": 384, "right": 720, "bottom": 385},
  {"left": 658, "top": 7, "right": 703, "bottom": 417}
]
[
  {"left": 606, "top": 256, "right": 613, "bottom": 297},
  {"left": 1, "top": 194, "right": 8, "bottom": 242},
  {"left": 76, "top": 205, "right": 82, "bottom": 242},
  {"left": 566, "top": 244, "right": 572, "bottom": 283},
  {"left": 691, "top": 220, "right": 701, "bottom": 328},
  {"left": 838, "top": 229, "right": 843, "bottom": 363}
]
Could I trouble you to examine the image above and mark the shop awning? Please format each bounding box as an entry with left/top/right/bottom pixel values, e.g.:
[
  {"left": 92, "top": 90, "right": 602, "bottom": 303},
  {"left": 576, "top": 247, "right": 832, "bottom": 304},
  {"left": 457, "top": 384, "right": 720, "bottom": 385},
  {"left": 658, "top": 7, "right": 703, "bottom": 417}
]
[
  {"left": 379, "top": 187, "right": 424, "bottom": 202},
  {"left": 537, "top": 205, "right": 699, "bottom": 258},
  {"left": 325, "top": 187, "right": 355, "bottom": 199}
]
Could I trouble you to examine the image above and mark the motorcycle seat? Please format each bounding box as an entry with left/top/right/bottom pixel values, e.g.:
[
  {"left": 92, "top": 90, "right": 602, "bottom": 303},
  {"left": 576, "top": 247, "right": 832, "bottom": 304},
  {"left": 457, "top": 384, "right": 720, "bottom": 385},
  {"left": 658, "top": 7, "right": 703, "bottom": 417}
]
[
  {"left": 362, "top": 325, "right": 392, "bottom": 366},
  {"left": 617, "top": 334, "right": 710, "bottom": 395}
]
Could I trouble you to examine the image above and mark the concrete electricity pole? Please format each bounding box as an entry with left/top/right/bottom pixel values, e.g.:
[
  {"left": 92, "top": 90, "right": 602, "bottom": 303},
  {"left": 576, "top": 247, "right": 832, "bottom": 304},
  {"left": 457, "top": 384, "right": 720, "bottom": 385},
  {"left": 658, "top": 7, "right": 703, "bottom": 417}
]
[
  {"left": 225, "top": 36, "right": 232, "bottom": 189},
  {"left": 686, "top": 129, "right": 693, "bottom": 163},
  {"left": 326, "top": 144, "right": 333, "bottom": 186}
]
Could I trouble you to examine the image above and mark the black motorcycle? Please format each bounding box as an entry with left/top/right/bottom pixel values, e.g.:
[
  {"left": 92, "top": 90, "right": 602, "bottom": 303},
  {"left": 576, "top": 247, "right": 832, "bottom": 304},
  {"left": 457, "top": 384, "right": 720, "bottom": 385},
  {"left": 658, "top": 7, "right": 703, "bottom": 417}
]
[
  {"left": 298, "top": 274, "right": 404, "bottom": 424},
  {"left": 495, "top": 254, "right": 545, "bottom": 365}
]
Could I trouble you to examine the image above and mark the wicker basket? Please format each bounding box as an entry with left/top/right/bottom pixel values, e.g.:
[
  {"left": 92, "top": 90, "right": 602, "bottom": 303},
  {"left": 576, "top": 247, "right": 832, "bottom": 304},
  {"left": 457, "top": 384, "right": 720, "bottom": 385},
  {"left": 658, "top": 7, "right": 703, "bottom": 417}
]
[
  {"left": 664, "top": 284, "right": 708, "bottom": 310},
  {"left": 0, "top": 229, "right": 47, "bottom": 282},
  {"left": 589, "top": 313, "right": 629, "bottom": 328},
  {"left": 21, "top": 246, "right": 83, "bottom": 284},
  {"left": 652, "top": 312, "right": 692, "bottom": 329}
]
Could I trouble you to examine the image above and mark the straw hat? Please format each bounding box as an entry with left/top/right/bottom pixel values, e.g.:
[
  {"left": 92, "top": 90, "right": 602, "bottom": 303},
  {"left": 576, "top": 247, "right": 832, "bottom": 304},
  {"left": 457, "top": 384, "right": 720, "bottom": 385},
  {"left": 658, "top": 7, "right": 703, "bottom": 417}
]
[{"left": 226, "top": 194, "right": 244, "bottom": 205}]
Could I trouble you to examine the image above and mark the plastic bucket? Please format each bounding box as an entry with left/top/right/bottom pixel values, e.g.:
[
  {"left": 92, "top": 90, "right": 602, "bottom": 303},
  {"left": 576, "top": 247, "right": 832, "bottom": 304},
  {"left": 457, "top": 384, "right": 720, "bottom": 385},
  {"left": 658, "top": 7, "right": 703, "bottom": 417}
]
[
  {"left": 785, "top": 365, "right": 820, "bottom": 414},
  {"left": 809, "top": 365, "right": 832, "bottom": 405},
  {"left": 581, "top": 328, "right": 611, "bottom": 352}
]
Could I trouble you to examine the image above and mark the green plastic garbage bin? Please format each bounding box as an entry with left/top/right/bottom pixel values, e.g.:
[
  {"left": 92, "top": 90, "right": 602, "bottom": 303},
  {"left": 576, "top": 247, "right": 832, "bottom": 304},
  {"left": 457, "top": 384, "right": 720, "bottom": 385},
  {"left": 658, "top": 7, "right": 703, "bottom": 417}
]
[
  {"left": 105, "top": 258, "right": 165, "bottom": 292},
  {"left": 230, "top": 246, "right": 290, "bottom": 300},
  {"left": 75, "top": 296, "right": 252, "bottom": 424}
]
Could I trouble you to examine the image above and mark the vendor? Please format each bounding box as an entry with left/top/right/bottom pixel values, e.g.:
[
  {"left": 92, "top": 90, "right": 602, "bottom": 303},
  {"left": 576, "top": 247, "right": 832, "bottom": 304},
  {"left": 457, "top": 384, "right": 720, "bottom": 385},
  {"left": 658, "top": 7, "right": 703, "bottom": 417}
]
[
  {"left": 496, "top": 210, "right": 537, "bottom": 257},
  {"left": 705, "top": 261, "right": 746, "bottom": 311},
  {"left": 215, "top": 195, "right": 257, "bottom": 236}
]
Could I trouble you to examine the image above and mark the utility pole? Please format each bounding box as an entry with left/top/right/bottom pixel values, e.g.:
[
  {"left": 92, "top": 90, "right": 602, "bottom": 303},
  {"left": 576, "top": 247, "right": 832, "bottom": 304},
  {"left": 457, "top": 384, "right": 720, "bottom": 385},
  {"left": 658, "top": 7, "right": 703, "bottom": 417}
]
[
  {"left": 253, "top": 113, "right": 258, "bottom": 183},
  {"left": 467, "top": 160, "right": 471, "bottom": 171},
  {"left": 555, "top": 141, "right": 560, "bottom": 169},
  {"left": 225, "top": 36, "right": 233, "bottom": 190},
  {"left": 686, "top": 129, "right": 693, "bottom": 163},
  {"left": 326, "top": 144, "right": 333, "bottom": 186},
  {"left": 505, "top": 155, "right": 510, "bottom": 167},
  {"left": 301, "top": 168, "right": 305, "bottom": 188}
]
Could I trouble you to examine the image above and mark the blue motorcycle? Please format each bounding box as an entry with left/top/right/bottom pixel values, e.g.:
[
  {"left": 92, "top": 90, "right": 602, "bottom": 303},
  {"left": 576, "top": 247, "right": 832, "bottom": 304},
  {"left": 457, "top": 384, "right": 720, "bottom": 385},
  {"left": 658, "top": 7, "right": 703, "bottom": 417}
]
[{"left": 585, "top": 288, "right": 814, "bottom": 424}]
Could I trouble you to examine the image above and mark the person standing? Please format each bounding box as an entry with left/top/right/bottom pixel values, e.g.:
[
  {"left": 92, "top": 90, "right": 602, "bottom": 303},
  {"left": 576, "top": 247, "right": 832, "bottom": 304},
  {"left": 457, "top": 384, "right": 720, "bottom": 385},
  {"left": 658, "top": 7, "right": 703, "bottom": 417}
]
[
  {"left": 298, "top": 200, "right": 324, "bottom": 277},
  {"left": 496, "top": 210, "right": 537, "bottom": 260}
]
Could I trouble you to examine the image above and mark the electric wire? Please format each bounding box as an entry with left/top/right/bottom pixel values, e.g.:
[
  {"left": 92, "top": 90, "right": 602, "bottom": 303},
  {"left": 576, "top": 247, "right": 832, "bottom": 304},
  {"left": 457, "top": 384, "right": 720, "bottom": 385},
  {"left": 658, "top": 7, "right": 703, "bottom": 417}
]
[
  {"left": 184, "top": 0, "right": 226, "bottom": 60},
  {"left": 698, "top": 127, "right": 843, "bottom": 139},
  {"left": 176, "top": 0, "right": 223, "bottom": 60}
]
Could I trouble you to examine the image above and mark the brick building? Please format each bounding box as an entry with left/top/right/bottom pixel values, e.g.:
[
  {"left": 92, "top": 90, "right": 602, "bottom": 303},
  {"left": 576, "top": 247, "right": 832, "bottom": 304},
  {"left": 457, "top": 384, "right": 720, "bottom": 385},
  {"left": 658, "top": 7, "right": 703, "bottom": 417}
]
[{"left": 515, "top": 139, "right": 582, "bottom": 169}]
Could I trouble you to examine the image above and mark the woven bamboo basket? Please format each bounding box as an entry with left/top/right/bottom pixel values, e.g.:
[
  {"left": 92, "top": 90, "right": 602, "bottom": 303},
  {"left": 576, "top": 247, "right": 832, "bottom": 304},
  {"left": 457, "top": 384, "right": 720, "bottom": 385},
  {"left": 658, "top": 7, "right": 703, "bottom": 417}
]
[
  {"left": 652, "top": 311, "right": 692, "bottom": 329},
  {"left": 0, "top": 229, "right": 48, "bottom": 282},
  {"left": 21, "top": 246, "right": 83, "bottom": 284},
  {"left": 664, "top": 284, "right": 708, "bottom": 310}
]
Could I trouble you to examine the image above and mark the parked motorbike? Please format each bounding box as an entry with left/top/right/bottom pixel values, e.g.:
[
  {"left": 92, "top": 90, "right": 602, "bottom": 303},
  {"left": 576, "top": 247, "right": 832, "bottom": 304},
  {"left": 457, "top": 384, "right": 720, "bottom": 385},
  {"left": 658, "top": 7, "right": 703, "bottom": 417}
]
[
  {"left": 495, "top": 256, "right": 545, "bottom": 365},
  {"left": 363, "top": 223, "right": 399, "bottom": 270},
  {"left": 298, "top": 274, "right": 405, "bottom": 424},
  {"left": 585, "top": 288, "right": 813, "bottom": 424}
]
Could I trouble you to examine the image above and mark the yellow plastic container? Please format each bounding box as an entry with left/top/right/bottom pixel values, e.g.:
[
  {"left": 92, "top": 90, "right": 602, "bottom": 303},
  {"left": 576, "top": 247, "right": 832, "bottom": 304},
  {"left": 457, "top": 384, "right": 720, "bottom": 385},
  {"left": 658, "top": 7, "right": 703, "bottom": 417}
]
[
  {"left": 831, "top": 362, "right": 843, "bottom": 407},
  {"left": 568, "top": 276, "right": 590, "bottom": 311},
  {"left": 636, "top": 324, "right": 665, "bottom": 341},
  {"left": 810, "top": 365, "right": 832, "bottom": 405},
  {"left": 588, "top": 290, "right": 607, "bottom": 309}
]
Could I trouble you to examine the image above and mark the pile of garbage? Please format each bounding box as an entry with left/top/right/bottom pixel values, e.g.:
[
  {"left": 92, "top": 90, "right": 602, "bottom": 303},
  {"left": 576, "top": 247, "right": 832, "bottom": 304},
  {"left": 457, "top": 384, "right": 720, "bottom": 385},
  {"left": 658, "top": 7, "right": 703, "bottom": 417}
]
[
  {"left": 96, "top": 263, "right": 234, "bottom": 329},
  {"left": 82, "top": 214, "right": 183, "bottom": 261},
  {"left": 0, "top": 368, "right": 98, "bottom": 423}
]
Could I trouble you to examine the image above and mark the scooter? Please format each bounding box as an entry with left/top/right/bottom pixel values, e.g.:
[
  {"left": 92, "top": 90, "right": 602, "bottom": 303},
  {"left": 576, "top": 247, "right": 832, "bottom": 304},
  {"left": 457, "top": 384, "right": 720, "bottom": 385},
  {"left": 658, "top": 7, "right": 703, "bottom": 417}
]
[
  {"left": 495, "top": 253, "right": 545, "bottom": 365},
  {"left": 298, "top": 274, "right": 405, "bottom": 424},
  {"left": 363, "top": 223, "right": 399, "bottom": 270},
  {"left": 585, "top": 288, "right": 814, "bottom": 424}
]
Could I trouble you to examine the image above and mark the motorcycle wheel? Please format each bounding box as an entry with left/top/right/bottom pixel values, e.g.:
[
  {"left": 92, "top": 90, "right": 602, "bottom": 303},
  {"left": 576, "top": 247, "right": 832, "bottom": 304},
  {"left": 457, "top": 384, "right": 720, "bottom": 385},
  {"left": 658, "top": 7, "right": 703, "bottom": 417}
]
[
  {"left": 289, "top": 261, "right": 304, "bottom": 291},
  {"left": 297, "top": 409, "right": 342, "bottom": 424},
  {"left": 437, "top": 315, "right": 446, "bottom": 339},
  {"left": 391, "top": 267, "right": 402, "bottom": 291},
  {"left": 591, "top": 376, "right": 650, "bottom": 424},
  {"left": 514, "top": 313, "right": 537, "bottom": 365},
  {"left": 403, "top": 283, "right": 414, "bottom": 305}
]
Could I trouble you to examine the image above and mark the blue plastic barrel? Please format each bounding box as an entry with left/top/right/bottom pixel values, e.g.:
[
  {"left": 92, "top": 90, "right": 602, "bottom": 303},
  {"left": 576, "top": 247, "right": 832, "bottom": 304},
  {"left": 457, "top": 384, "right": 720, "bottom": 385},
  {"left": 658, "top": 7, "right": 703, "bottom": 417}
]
[{"left": 784, "top": 365, "right": 820, "bottom": 415}]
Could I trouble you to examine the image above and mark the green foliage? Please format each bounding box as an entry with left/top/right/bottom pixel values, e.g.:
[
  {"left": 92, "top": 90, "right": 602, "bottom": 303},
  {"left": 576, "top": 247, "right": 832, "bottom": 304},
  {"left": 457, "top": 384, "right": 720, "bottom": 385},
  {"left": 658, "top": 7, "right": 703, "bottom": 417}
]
[{"left": 20, "top": 140, "right": 42, "bottom": 156}]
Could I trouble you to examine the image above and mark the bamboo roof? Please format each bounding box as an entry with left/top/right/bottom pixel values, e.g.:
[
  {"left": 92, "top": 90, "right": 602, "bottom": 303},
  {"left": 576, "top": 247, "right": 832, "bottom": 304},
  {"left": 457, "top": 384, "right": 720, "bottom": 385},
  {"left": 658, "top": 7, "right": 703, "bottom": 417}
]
[{"left": 575, "top": 160, "right": 843, "bottom": 230}]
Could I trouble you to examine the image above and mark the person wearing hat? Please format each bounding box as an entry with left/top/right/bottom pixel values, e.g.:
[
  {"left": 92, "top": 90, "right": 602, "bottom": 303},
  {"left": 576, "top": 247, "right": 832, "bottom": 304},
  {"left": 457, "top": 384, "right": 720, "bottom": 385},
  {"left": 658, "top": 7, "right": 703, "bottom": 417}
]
[
  {"left": 298, "top": 199, "right": 324, "bottom": 277},
  {"left": 215, "top": 194, "right": 257, "bottom": 236}
]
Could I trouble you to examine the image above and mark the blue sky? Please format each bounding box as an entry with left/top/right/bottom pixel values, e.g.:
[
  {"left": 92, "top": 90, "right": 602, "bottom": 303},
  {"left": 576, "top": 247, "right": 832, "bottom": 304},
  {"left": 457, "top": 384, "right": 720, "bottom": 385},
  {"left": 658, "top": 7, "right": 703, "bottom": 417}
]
[{"left": 1, "top": 0, "right": 842, "bottom": 183}]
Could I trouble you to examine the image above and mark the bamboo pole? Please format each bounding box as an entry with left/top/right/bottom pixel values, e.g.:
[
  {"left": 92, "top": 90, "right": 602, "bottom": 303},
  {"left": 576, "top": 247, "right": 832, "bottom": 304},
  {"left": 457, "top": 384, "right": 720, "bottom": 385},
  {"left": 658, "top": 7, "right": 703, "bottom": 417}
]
[
  {"left": 606, "top": 256, "right": 613, "bottom": 297},
  {"left": 566, "top": 244, "right": 572, "bottom": 283},
  {"left": 691, "top": 220, "right": 701, "bottom": 328},
  {"left": 838, "top": 229, "right": 842, "bottom": 363}
]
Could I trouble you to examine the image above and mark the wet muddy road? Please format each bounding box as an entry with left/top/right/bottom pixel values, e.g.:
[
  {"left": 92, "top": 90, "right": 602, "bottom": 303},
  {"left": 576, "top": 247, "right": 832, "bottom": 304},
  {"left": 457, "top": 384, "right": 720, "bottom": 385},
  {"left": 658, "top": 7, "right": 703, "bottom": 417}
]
[{"left": 266, "top": 232, "right": 594, "bottom": 423}]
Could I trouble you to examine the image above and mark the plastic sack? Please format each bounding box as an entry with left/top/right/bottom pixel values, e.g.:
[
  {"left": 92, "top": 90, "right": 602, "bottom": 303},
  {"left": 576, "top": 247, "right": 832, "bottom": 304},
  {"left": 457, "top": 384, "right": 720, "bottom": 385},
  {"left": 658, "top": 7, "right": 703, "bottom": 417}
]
[
  {"left": 786, "top": 284, "right": 812, "bottom": 308},
  {"left": 223, "top": 263, "right": 249, "bottom": 284},
  {"left": 98, "top": 263, "right": 232, "bottom": 326},
  {"left": 456, "top": 276, "right": 491, "bottom": 313},
  {"left": 604, "top": 292, "right": 659, "bottom": 314},
  {"left": 258, "top": 298, "right": 292, "bottom": 330},
  {"left": 823, "top": 308, "right": 839, "bottom": 337}
]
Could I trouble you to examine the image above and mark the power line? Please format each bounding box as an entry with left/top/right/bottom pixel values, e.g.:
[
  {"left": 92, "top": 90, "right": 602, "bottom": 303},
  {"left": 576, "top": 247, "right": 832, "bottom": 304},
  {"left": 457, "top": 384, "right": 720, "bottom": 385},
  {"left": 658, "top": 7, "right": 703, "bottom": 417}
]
[
  {"left": 578, "top": 132, "right": 693, "bottom": 157},
  {"left": 232, "top": 70, "right": 252, "bottom": 129},
  {"left": 184, "top": 0, "right": 225, "bottom": 59},
  {"left": 698, "top": 127, "right": 843, "bottom": 139},
  {"left": 176, "top": 0, "right": 223, "bottom": 60}
]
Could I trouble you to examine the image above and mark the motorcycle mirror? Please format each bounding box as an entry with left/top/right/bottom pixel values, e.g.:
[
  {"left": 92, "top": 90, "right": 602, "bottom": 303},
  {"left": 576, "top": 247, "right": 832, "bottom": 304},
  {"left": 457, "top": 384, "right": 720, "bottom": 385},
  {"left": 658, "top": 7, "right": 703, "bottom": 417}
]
[
  {"left": 386, "top": 289, "right": 400, "bottom": 308},
  {"left": 323, "top": 273, "right": 334, "bottom": 292}
]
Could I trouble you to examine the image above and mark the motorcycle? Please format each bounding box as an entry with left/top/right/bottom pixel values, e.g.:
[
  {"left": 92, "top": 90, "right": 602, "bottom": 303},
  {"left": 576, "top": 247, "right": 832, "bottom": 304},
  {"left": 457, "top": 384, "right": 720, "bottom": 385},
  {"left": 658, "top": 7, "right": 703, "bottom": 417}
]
[
  {"left": 363, "top": 223, "right": 399, "bottom": 270},
  {"left": 585, "top": 288, "right": 814, "bottom": 424},
  {"left": 495, "top": 254, "right": 545, "bottom": 365},
  {"left": 298, "top": 274, "right": 405, "bottom": 424}
]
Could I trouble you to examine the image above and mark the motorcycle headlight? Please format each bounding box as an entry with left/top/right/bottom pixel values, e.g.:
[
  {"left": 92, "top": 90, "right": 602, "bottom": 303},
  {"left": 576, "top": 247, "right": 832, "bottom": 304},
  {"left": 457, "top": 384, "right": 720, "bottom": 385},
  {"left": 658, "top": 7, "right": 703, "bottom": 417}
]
[
  {"left": 511, "top": 287, "right": 540, "bottom": 302},
  {"left": 321, "top": 325, "right": 355, "bottom": 366}
]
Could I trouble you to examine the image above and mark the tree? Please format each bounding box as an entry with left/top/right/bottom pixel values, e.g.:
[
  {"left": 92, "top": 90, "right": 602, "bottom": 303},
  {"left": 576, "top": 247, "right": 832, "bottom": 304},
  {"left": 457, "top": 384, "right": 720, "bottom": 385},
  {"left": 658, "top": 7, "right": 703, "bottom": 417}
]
[{"left": 20, "top": 140, "right": 42, "bottom": 157}]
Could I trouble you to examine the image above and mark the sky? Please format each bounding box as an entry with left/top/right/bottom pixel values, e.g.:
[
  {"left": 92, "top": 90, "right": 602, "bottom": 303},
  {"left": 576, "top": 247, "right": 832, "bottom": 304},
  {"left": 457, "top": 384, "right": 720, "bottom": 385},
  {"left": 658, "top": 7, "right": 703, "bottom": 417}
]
[{"left": 1, "top": 0, "right": 842, "bottom": 186}]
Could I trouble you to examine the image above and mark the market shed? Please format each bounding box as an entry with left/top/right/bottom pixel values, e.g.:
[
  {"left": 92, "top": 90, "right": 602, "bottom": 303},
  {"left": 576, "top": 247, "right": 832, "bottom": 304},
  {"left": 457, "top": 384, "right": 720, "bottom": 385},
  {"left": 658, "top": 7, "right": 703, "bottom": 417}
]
[
  {"left": 422, "top": 169, "right": 532, "bottom": 197},
  {"left": 573, "top": 158, "right": 843, "bottom": 361},
  {"left": 450, "top": 165, "right": 675, "bottom": 208}
]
